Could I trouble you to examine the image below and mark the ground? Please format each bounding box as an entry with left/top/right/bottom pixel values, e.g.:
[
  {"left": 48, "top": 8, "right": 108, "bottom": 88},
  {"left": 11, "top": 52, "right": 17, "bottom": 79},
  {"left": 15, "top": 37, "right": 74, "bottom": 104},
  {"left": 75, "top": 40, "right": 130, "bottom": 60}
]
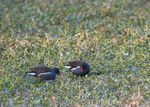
[{"left": 0, "top": 0, "right": 150, "bottom": 106}]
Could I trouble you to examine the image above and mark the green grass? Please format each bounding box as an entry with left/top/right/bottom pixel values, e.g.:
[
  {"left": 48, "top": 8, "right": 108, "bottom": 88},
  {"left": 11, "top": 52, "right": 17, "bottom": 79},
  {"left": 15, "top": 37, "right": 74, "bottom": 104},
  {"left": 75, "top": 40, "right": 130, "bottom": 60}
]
[{"left": 0, "top": 0, "right": 150, "bottom": 106}]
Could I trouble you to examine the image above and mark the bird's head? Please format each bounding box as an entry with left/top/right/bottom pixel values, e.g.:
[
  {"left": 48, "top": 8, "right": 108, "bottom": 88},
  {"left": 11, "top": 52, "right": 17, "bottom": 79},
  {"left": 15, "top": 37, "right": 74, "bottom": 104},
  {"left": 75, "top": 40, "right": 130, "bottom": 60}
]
[
  {"left": 81, "top": 62, "right": 90, "bottom": 71},
  {"left": 54, "top": 67, "right": 60, "bottom": 75}
]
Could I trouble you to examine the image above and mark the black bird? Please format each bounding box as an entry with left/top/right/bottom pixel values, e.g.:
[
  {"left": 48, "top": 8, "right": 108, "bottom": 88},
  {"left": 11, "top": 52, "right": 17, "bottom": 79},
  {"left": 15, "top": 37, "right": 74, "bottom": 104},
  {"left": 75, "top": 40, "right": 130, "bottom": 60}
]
[
  {"left": 26, "top": 66, "right": 60, "bottom": 81},
  {"left": 64, "top": 61, "right": 90, "bottom": 76}
]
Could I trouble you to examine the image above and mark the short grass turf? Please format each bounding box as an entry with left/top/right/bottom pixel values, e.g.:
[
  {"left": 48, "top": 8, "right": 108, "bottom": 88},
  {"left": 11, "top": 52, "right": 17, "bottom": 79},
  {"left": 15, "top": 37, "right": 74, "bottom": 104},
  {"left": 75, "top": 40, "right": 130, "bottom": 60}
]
[{"left": 0, "top": 0, "right": 150, "bottom": 106}]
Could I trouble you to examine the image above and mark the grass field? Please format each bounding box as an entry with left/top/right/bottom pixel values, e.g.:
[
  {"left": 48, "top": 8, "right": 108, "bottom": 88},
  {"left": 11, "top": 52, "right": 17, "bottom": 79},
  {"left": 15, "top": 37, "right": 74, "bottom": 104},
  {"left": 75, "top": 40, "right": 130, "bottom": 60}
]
[{"left": 0, "top": 0, "right": 150, "bottom": 106}]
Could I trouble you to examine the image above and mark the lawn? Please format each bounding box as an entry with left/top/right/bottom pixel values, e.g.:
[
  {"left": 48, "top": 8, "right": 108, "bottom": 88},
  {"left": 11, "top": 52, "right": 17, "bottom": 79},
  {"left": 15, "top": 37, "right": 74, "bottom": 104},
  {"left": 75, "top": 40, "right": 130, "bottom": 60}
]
[{"left": 0, "top": 0, "right": 150, "bottom": 106}]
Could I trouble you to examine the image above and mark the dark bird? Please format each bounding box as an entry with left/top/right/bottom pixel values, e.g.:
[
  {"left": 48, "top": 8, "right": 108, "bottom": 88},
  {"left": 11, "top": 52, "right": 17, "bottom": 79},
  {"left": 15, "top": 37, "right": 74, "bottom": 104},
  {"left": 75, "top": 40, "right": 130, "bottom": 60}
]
[
  {"left": 26, "top": 66, "right": 60, "bottom": 81},
  {"left": 64, "top": 61, "right": 90, "bottom": 76}
]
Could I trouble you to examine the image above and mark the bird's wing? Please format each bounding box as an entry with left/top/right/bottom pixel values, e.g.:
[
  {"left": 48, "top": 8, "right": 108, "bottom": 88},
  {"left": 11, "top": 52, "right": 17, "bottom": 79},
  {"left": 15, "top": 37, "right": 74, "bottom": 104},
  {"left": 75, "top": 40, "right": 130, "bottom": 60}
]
[
  {"left": 38, "top": 72, "right": 53, "bottom": 76},
  {"left": 72, "top": 67, "right": 88, "bottom": 76},
  {"left": 69, "top": 61, "right": 82, "bottom": 68},
  {"left": 29, "top": 66, "right": 52, "bottom": 75},
  {"left": 31, "top": 66, "right": 51, "bottom": 72},
  {"left": 39, "top": 73, "right": 56, "bottom": 81},
  {"left": 71, "top": 66, "right": 81, "bottom": 72},
  {"left": 64, "top": 61, "right": 83, "bottom": 69}
]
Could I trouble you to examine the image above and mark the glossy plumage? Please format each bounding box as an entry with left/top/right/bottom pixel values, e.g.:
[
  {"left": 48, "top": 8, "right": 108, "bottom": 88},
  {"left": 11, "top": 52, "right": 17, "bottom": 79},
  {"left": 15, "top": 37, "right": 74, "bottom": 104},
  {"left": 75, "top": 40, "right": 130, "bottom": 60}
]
[
  {"left": 65, "top": 61, "right": 90, "bottom": 76},
  {"left": 26, "top": 66, "right": 60, "bottom": 81}
]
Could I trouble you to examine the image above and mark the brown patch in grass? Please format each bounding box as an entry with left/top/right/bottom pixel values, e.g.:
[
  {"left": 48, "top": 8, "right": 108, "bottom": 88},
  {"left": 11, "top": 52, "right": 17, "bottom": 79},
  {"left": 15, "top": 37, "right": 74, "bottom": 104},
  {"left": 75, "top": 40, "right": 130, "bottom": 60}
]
[
  {"left": 120, "top": 91, "right": 145, "bottom": 107},
  {"left": 52, "top": 96, "right": 57, "bottom": 107}
]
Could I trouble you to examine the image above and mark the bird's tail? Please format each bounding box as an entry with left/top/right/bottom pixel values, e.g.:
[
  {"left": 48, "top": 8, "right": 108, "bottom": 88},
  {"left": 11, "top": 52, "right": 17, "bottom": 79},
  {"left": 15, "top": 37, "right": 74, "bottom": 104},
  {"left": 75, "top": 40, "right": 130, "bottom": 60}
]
[
  {"left": 64, "top": 66, "right": 71, "bottom": 68},
  {"left": 25, "top": 72, "right": 36, "bottom": 76}
]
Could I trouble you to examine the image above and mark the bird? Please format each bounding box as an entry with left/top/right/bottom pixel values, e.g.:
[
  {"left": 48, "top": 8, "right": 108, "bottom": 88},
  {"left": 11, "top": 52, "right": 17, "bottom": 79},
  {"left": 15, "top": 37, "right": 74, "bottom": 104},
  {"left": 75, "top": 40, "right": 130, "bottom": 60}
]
[
  {"left": 25, "top": 66, "right": 60, "bottom": 81},
  {"left": 64, "top": 61, "right": 90, "bottom": 76}
]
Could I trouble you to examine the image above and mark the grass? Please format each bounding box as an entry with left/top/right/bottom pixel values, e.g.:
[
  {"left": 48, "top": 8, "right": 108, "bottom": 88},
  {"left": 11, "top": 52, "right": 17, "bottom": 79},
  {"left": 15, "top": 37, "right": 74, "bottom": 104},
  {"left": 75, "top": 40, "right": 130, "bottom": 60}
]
[{"left": 0, "top": 0, "right": 150, "bottom": 106}]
